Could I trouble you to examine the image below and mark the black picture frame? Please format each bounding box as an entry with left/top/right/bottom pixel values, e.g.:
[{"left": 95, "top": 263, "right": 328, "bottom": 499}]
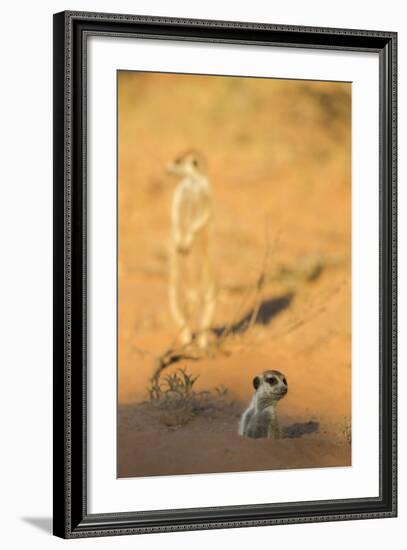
[{"left": 53, "top": 10, "right": 397, "bottom": 539}]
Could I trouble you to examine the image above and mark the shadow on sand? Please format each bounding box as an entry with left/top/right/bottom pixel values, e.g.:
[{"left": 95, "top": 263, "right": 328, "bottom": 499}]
[
  {"left": 153, "top": 292, "right": 294, "bottom": 380},
  {"left": 213, "top": 292, "right": 294, "bottom": 337},
  {"left": 283, "top": 421, "right": 320, "bottom": 439}
]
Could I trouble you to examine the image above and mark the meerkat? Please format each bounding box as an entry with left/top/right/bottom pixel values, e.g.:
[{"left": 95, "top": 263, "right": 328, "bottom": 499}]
[
  {"left": 238, "top": 370, "right": 288, "bottom": 439},
  {"left": 167, "top": 150, "right": 215, "bottom": 348}
]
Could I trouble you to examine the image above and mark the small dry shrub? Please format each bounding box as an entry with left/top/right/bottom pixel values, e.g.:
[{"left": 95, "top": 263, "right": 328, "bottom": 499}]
[{"left": 147, "top": 368, "right": 229, "bottom": 427}]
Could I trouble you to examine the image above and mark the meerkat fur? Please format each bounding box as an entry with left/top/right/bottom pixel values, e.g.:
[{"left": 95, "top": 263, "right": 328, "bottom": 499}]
[
  {"left": 239, "top": 370, "right": 288, "bottom": 439},
  {"left": 167, "top": 150, "right": 215, "bottom": 348}
]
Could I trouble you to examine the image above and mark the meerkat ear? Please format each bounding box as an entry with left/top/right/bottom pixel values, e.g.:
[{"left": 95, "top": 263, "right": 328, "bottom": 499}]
[{"left": 253, "top": 376, "right": 261, "bottom": 390}]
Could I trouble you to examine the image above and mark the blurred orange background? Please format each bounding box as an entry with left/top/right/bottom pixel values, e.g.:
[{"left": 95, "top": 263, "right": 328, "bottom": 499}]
[{"left": 117, "top": 71, "right": 351, "bottom": 477}]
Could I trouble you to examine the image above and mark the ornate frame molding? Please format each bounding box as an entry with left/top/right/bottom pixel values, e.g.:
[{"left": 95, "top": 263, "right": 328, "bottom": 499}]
[{"left": 53, "top": 11, "right": 397, "bottom": 538}]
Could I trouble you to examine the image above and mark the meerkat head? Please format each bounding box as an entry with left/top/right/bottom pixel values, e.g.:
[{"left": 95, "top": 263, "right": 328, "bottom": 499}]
[
  {"left": 167, "top": 150, "right": 206, "bottom": 177},
  {"left": 253, "top": 370, "right": 288, "bottom": 407}
]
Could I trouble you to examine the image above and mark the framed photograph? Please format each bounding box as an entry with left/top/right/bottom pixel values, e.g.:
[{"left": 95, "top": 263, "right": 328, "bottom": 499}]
[{"left": 53, "top": 11, "right": 397, "bottom": 538}]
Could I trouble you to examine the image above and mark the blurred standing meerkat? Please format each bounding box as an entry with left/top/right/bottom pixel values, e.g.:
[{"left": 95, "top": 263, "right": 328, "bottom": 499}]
[
  {"left": 239, "top": 370, "right": 288, "bottom": 439},
  {"left": 167, "top": 150, "right": 215, "bottom": 348}
]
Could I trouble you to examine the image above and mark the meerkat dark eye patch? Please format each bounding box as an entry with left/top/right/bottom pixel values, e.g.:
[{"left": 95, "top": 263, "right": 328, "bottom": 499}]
[
  {"left": 253, "top": 376, "right": 260, "bottom": 390},
  {"left": 282, "top": 377, "right": 287, "bottom": 385},
  {"left": 267, "top": 376, "right": 278, "bottom": 385}
]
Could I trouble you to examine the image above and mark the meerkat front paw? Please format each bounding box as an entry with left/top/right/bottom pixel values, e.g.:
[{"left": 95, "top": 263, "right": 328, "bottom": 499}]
[
  {"left": 270, "top": 422, "right": 281, "bottom": 440},
  {"left": 176, "top": 234, "right": 194, "bottom": 255},
  {"left": 176, "top": 243, "right": 191, "bottom": 255}
]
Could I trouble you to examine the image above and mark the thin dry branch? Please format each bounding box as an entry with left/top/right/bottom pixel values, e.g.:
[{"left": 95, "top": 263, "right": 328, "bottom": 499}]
[
  {"left": 246, "top": 221, "right": 279, "bottom": 333},
  {"left": 215, "top": 218, "right": 279, "bottom": 348},
  {"left": 152, "top": 346, "right": 201, "bottom": 382},
  {"left": 269, "top": 281, "right": 344, "bottom": 339},
  {"left": 132, "top": 216, "right": 343, "bottom": 385}
]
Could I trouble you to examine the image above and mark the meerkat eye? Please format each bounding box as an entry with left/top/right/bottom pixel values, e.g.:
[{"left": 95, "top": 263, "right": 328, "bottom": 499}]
[
  {"left": 192, "top": 158, "right": 198, "bottom": 167},
  {"left": 267, "top": 377, "right": 278, "bottom": 385},
  {"left": 282, "top": 377, "right": 287, "bottom": 385}
]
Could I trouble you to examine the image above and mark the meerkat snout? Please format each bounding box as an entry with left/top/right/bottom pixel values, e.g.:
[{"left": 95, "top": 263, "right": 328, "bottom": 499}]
[
  {"left": 239, "top": 370, "right": 288, "bottom": 439},
  {"left": 167, "top": 150, "right": 206, "bottom": 177}
]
